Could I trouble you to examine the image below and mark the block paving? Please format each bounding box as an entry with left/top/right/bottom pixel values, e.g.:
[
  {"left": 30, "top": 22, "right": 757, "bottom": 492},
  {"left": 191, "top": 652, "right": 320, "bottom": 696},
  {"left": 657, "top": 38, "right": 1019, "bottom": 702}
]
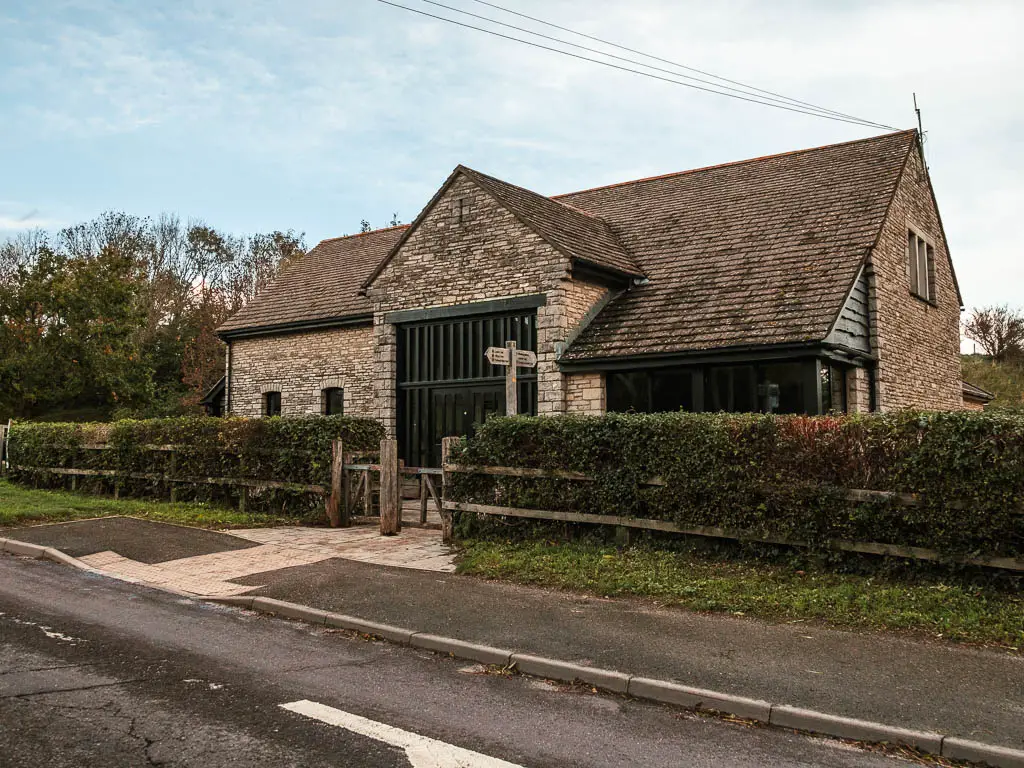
[{"left": 77, "top": 525, "right": 455, "bottom": 597}]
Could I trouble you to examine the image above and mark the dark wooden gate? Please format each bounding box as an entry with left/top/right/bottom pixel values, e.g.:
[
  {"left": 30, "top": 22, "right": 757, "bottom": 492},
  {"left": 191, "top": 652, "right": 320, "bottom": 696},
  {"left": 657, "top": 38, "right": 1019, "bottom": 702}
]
[{"left": 397, "top": 310, "right": 538, "bottom": 467}]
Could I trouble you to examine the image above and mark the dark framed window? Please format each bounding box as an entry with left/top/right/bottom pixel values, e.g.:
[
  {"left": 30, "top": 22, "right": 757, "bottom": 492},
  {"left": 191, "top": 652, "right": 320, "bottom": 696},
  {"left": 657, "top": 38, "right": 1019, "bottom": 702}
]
[
  {"left": 262, "top": 391, "right": 281, "bottom": 417},
  {"left": 907, "top": 229, "right": 935, "bottom": 302},
  {"left": 607, "top": 372, "right": 651, "bottom": 413},
  {"left": 322, "top": 387, "right": 344, "bottom": 416},
  {"left": 606, "top": 359, "right": 852, "bottom": 416}
]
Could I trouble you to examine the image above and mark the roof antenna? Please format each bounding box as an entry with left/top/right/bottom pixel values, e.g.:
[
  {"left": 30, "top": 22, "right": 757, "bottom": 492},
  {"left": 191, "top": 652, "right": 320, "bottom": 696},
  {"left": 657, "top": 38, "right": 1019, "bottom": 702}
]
[{"left": 913, "top": 92, "right": 928, "bottom": 178}]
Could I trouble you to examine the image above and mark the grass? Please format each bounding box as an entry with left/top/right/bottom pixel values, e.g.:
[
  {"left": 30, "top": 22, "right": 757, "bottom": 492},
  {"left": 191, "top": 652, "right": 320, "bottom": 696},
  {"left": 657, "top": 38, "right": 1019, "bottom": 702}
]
[
  {"left": 457, "top": 539, "right": 1024, "bottom": 650},
  {"left": 961, "top": 354, "right": 1024, "bottom": 408},
  {"left": 0, "top": 478, "right": 297, "bottom": 530}
]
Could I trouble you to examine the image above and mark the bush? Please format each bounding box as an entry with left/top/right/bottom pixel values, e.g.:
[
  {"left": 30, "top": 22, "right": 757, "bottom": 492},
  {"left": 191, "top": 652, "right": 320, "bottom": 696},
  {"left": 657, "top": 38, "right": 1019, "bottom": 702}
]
[
  {"left": 7, "top": 415, "right": 384, "bottom": 516},
  {"left": 448, "top": 411, "right": 1024, "bottom": 560}
]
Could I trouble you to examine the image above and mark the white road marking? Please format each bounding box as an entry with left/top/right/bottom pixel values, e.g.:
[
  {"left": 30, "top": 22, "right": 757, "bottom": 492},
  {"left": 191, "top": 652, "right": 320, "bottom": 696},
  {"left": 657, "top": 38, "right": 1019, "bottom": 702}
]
[
  {"left": 0, "top": 614, "right": 85, "bottom": 644},
  {"left": 280, "top": 699, "right": 525, "bottom": 768}
]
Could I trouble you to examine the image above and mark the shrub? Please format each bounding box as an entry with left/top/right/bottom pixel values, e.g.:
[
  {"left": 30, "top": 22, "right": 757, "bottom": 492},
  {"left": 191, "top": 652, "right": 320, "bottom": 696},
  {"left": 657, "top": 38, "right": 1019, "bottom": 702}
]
[
  {"left": 7, "top": 415, "right": 384, "bottom": 516},
  {"left": 447, "top": 411, "right": 1024, "bottom": 560}
]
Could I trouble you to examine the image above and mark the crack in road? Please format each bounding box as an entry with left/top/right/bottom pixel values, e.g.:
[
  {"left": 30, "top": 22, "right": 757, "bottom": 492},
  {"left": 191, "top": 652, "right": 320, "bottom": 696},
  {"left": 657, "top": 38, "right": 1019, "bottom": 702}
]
[
  {"left": 0, "top": 662, "right": 100, "bottom": 676},
  {"left": 3, "top": 678, "right": 147, "bottom": 700},
  {"left": 128, "top": 714, "right": 164, "bottom": 767}
]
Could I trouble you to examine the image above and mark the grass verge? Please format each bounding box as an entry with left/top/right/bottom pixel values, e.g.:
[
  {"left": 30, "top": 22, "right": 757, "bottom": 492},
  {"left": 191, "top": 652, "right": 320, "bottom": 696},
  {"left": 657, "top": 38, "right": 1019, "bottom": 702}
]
[
  {"left": 0, "top": 478, "right": 296, "bottom": 530},
  {"left": 457, "top": 539, "right": 1024, "bottom": 650}
]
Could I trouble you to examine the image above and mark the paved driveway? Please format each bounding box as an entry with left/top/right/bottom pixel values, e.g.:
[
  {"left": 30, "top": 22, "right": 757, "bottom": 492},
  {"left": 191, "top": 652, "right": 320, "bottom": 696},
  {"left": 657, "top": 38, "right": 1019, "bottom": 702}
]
[{"left": 7, "top": 519, "right": 455, "bottom": 597}]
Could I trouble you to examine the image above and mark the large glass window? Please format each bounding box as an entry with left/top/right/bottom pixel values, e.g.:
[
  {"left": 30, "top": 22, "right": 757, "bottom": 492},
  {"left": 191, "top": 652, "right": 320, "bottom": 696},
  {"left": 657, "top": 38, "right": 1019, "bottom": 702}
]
[
  {"left": 758, "top": 363, "right": 807, "bottom": 414},
  {"left": 706, "top": 366, "right": 757, "bottom": 413},
  {"left": 607, "top": 372, "right": 651, "bottom": 413},
  {"left": 652, "top": 369, "right": 695, "bottom": 412},
  {"left": 606, "top": 360, "right": 852, "bottom": 416}
]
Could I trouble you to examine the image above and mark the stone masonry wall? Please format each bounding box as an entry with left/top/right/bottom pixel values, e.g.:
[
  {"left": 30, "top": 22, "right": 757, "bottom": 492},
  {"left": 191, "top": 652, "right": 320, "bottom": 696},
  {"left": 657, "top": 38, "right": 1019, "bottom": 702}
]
[
  {"left": 871, "top": 144, "right": 963, "bottom": 410},
  {"left": 366, "top": 172, "right": 611, "bottom": 435},
  {"left": 566, "top": 372, "right": 605, "bottom": 414},
  {"left": 228, "top": 325, "right": 375, "bottom": 418}
]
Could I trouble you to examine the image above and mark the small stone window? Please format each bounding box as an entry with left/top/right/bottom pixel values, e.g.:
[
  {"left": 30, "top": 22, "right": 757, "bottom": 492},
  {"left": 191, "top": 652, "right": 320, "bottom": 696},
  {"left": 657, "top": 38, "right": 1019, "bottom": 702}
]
[
  {"left": 262, "top": 391, "right": 281, "bottom": 417},
  {"left": 322, "top": 387, "right": 344, "bottom": 416},
  {"left": 907, "top": 229, "right": 935, "bottom": 303},
  {"left": 453, "top": 197, "right": 468, "bottom": 225}
]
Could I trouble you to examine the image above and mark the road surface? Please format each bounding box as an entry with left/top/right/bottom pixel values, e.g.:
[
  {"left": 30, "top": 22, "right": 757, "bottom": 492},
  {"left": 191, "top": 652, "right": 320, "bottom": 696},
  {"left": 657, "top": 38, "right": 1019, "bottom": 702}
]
[{"left": 0, "top": 554, "right": 916, "bottom": 767}]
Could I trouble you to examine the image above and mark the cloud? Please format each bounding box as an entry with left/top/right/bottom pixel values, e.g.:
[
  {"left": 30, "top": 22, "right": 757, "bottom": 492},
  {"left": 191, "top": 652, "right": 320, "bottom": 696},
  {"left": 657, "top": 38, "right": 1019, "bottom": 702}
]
[{"left": 2, "top": 0, "right": 1022, "bottom": 306}]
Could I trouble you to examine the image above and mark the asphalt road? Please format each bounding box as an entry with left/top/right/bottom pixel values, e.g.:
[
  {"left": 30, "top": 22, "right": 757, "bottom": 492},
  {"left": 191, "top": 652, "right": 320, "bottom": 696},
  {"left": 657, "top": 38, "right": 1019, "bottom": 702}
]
[{"left": 0, "top": 554, "right": 919, "bottom": 768}]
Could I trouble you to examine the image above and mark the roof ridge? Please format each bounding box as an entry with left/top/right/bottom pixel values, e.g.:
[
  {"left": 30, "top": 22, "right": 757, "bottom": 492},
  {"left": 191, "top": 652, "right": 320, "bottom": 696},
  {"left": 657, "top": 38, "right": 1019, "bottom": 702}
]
[
  {"left": 552, "top": 129, "right": 916, "bottom": 200},
  {"left": 458, "top": 164, "right": 644, "bottom": 278},
  {"left": 462, "top": 165, "right": 605, "bottom": 221},
  {"left": 318, "top": 223, "right": 411, "bottom": 244}
]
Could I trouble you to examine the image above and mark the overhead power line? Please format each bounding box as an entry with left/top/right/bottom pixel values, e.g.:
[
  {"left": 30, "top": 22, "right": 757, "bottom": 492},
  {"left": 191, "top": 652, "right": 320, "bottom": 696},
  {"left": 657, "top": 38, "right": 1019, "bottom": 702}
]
[
  {"left": 377, "top": 1, "right": 897, "bottom": 130},
  {"left": 417, "top": 0, "right": 880, "bottom": 127},
  {"left": 469, "top": 0, "right": 886, "bottom": 127}
]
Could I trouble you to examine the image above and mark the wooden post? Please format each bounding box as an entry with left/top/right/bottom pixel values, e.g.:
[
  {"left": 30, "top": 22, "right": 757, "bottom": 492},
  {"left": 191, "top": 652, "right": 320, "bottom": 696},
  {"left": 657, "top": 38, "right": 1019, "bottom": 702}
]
[
  {"left": 419, "top": 473, "right": 428, "bottom": 525},
  {"left": 440, "top": 436, "right": 459, "bottom": 545},
  {"left": 239, "top": 485, "right": 248, "bottom": 514},
  {"left": 168, "top": 450, "right": 178, "bottom": 503},
  {"left": 69, "top": 455, "right": 77, "bottom": 492},
  {"left": 342, "top": 452, "right": 352, "bottom": 522},
  {"left": 505, "top": 340, "right": 518, "bottom": 416},
  {"left": 363, "top": 469, "right": 372, "bottom": 517},
  {"left": 379, "top": 439, "right": 400, "bottom": 536},
  {"left": 326, "top": 439, "right": 345, "bottom": 527}
]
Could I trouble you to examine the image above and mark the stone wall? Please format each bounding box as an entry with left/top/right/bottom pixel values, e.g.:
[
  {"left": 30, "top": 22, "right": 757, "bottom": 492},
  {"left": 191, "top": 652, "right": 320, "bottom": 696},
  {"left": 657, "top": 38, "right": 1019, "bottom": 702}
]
[
  {"left": 565, "top": 372, "right": 605, "bottom": 414},
  {"left": 871, "top": 144, "right": 963, "bottom": 410},
  {"left": 365, "top": 171, "right": 611, "bottom": 435},
  {"left": 228, "top": 325, "right": 375, "bottom": 418}
]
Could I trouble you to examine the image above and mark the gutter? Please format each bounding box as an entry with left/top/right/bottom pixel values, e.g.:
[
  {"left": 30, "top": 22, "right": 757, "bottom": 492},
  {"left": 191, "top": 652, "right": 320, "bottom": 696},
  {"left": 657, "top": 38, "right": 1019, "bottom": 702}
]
[
  {"left": 217, "top": 313, "right": 374, "bottom": 341},
  {"left": 558, "top": 340, "right": 876, "bottom": 373}
]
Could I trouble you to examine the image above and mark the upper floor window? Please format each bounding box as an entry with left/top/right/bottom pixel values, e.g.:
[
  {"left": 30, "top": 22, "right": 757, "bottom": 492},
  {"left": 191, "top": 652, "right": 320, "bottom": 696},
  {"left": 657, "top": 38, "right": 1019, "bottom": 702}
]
[
  {"left": 262, "top": 391, "right": 281, "bottom": 417},
  {"left": 907, "top": 229, "right": 935, "bottom": 303},
  {"left": 322, "top": 387, "right": 344, "bottom": 416}
]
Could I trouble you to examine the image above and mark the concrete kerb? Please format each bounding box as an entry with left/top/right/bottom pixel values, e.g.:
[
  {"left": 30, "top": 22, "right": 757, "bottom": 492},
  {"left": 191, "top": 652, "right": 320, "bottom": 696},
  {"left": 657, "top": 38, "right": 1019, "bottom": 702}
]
[
  {"left": 1, "top": 537, "right": 47, "bottom": 559},
  {"left": 211, "top": 599, "right": 1024, "bottom": 768},
  {"left": 768, "top": 705, "right": 944, "bottom": 754},
  {"left": 5, "top": 540, "right": 1024, "bottom": 768},
  {"left": 942, "top": 738, "right": 1024, "bottom": 768}
]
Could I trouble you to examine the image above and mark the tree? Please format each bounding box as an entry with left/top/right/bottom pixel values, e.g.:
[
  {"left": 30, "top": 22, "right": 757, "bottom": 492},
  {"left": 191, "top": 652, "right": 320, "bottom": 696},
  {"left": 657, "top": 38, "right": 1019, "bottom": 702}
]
[
  {"left": 359, "top": 219, "right": 372, "bottom": 233},
  {"left": 963, "top": 305, "right": 1024, "bottom": 362},
  {"left": 0, "top": 213, "right": 305, "bottom": 420},
  {"left": 0, "top": 245, "right": 153, "bottom": 418}
]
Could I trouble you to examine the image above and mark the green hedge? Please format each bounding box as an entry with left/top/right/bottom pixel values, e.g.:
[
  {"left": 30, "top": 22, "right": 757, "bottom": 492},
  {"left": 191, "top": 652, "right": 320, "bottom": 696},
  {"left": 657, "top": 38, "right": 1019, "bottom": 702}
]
[
  {"left": 448, "top": 411, "right": 1024, "bottom": 560},
  {"left": 7, "top": 416, "right": 384, "bottom": 516}
]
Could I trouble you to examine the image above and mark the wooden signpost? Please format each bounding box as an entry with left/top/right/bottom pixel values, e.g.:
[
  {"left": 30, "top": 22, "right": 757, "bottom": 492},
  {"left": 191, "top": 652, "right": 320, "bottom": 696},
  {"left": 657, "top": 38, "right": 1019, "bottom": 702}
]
[{"left": 485, "top": 341, "right": 537, "bottom": 416}]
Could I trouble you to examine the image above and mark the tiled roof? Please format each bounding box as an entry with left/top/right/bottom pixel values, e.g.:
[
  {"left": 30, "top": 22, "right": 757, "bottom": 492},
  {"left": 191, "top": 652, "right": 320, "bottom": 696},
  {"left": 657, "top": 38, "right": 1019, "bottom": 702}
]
[
  {"left": 556, "top": 130, "right": 917, "bottom": 360},
  {"left": 458, "top": 166, "right": 643, "bottom": 278},
  {"left": 217, "top": 225, "right": 407, "bottom": 335},
  {"left": 962, "top": 380, "right": 995, "bottom": 403},
  {"left": 218, "top": 130, "right": 918, "bottom": 358}
]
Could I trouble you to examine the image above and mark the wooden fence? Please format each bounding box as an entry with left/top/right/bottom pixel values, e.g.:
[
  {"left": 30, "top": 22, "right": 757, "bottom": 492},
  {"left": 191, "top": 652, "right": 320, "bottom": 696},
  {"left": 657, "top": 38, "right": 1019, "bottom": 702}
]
[
  {"left": 5, "top": 435, "right": 445, "bottom": 536},
  {"left": 440, "top": 460, "right": 1024, "bottom": 572}
]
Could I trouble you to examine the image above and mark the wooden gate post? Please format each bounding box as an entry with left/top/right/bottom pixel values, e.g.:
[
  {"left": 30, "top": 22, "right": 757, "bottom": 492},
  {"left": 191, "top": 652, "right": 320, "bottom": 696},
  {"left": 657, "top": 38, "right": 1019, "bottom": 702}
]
[
  {"left": 168, "top": 450, "right": 178, "bottom": 503},
  {"left": 379, "top": 439, "right": 400, "bottom": 536},
  {"left": 326, "top": 439, "right": 346, "bottom": 527},
  {"left": 440, "top": 436, "right": 459, "bottom": 546}
]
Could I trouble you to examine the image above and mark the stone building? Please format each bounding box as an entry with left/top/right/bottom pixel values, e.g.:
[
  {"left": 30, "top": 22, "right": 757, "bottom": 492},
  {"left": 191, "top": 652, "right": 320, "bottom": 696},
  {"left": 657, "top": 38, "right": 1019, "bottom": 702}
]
[{"left": 217, "top": 130, "right": 976, "bottom": 465}]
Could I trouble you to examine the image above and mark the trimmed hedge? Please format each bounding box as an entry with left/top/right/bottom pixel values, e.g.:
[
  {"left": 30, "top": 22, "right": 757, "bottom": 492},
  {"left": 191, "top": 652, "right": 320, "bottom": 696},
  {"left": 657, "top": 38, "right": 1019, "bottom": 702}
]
[
  {"left": 448, "top": 411, "right": 1024, "bottom": 560},
  {"left": 7, "top": 416, "right": 384, "bottom": 516}
]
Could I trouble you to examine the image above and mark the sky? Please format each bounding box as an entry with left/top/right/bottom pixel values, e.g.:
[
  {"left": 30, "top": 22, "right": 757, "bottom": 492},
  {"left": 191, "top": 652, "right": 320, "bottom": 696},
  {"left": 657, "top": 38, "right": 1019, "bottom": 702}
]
[{"left": 1, "top": 0, "right": 1022, "bottom": 313}]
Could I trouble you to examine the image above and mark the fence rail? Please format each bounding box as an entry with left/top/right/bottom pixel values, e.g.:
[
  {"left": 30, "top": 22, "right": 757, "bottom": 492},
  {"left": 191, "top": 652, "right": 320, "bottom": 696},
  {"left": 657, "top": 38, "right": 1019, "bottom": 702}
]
[{"left": 442, "top": 463, "right": 1024, "bottom": 573}]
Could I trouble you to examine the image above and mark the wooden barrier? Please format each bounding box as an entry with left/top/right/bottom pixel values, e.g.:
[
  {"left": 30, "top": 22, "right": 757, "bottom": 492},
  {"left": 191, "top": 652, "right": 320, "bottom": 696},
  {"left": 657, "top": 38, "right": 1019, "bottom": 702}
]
[
  {"left": 441, "top": 463, "right": 1024, "bottom": 572},
  {"left": 379, "top": 439, "right": 400, "bottom": 535}
]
